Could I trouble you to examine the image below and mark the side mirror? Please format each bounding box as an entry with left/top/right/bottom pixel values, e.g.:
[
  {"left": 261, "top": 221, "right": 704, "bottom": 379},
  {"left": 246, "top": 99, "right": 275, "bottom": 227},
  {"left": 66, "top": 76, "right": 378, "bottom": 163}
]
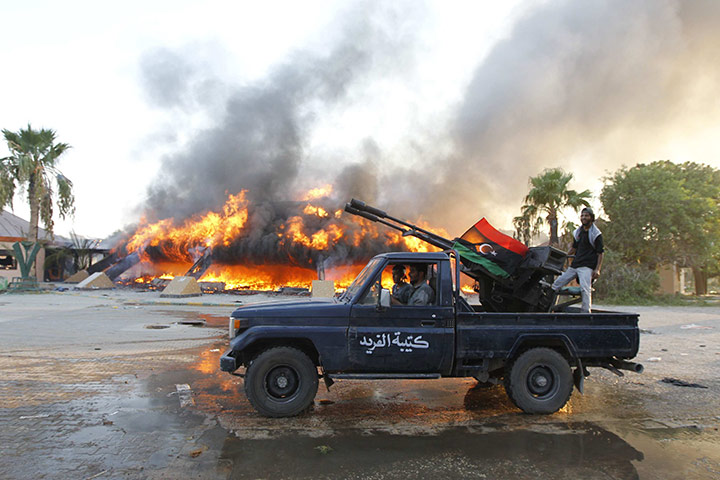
[{"left": 379, "top": 288, "right": 391, "bottom": 308}]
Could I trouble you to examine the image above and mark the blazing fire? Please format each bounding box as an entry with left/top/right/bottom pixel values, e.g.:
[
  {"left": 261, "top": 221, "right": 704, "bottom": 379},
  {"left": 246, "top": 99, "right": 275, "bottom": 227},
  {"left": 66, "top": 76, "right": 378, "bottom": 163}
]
[
  {"left": 302, "top": 184, "right": 333, "bottom": 201},
  {"left": 127, "top": 191, "right": 249, "bottom": 257},
  {"left": 118, "top": 187, "right": 448, "bottom": 292}
]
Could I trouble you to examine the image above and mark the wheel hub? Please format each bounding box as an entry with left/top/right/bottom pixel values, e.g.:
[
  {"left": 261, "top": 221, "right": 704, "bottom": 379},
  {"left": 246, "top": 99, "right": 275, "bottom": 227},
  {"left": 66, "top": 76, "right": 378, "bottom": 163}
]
[
  {"left": 265, "top": 366, "right": 299, "bottom": 399},
  {"left": 527, "top": 365, "right": 556, "bottom": 397}
]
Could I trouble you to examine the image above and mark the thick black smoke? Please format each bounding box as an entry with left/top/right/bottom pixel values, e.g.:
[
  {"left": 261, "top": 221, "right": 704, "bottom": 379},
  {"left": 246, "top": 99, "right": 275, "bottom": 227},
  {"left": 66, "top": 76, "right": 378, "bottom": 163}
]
[
  {"left": 140, "top": 3, "right": 419, "bottom": 223},
  {"left": 131, "top": 0, "right": 720, "bottom": 269},
  {"left": 132, "top": 3, "right": 424, "bottom": 266},
  {"left": 420, "top": 0, "right": 720, "bottom": 232}
]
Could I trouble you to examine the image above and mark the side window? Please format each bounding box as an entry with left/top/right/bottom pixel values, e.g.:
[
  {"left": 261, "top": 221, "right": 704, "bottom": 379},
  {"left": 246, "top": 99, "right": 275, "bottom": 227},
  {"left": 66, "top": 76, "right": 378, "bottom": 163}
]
[
  {"left": 357, "top": 267, "right": 394, "bottom": 305},
  {"left": 356, "top": 262, "right": 440, "bottom": 306},
  {"left": 425, "top": 263, "right": 438, "bottom": 306},
  {"left": 396, "top": 262, "right": 438, "bottom": 306},
  {"left": 358, "top": 277, "right": 380, "bottom": 305}
]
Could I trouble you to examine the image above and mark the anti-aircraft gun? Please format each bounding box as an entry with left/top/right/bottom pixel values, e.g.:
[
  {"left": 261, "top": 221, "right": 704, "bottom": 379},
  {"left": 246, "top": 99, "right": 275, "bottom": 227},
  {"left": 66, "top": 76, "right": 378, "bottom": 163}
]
[{"left": 344, "top": 199, "right": 568, "bottom": 313}]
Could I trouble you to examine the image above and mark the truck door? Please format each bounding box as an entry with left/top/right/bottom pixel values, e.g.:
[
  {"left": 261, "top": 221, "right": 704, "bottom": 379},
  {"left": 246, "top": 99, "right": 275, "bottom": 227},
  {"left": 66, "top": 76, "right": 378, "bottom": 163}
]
[{"left": 347, "top": 261, "right": 454, "bottom": 373}]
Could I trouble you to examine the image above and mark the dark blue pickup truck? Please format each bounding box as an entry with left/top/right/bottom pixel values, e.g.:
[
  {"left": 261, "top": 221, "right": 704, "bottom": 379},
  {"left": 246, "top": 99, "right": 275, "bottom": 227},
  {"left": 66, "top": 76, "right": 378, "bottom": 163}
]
[{"left": 220, "top": 251, "right": 642, "bottom": 417}]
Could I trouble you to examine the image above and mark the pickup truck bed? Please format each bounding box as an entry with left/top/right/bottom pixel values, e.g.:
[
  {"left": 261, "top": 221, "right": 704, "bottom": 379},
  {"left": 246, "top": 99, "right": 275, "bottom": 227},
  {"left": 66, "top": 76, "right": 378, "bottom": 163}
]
[{"left": 454, "top": 299, "right": 639, "bottom": 376}]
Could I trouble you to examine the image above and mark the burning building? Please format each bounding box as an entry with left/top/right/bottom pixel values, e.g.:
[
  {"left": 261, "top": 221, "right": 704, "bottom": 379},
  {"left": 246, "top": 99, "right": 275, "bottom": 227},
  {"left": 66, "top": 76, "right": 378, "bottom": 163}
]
[{"left": 109, "top": 186, "right": 444, "bottom": 292}]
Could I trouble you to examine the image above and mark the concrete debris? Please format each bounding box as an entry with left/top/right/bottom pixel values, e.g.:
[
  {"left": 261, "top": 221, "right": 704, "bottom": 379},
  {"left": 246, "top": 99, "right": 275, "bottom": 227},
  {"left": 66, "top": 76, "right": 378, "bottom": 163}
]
[
  {"left": 64, "top": 269, "right": 89, "bottom": 283},
  {"left": 311, "top": 280, "right": 335, "bottom": 298},
  {"left": 76, "top": 272, "right": 114, "bottom": 290},
  {"left": 161, "top": 276, "right": 202, "bottom": 298}
]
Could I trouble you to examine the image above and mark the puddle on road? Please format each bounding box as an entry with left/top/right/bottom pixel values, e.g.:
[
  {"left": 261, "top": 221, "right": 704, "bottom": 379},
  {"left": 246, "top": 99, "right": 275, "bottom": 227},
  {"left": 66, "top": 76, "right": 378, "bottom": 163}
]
[
  {"left": 152, "top": 309, "right": 231, "bottom": 329},
  {"left": 185, "top": 346, "right": 662, "bottom": 437},
  {"left": 217, "top": 422, "right": 645, "bottom": 479},
  {"left": 14, "top": 340, "right": 713, "bottom": 479}
]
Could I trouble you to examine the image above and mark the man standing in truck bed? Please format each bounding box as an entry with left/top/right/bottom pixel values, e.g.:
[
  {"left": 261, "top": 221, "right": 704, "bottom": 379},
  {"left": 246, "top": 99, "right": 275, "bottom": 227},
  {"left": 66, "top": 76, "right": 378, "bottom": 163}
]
[{"left": 552, "top": 207, "right": 604, "bottom": 312}]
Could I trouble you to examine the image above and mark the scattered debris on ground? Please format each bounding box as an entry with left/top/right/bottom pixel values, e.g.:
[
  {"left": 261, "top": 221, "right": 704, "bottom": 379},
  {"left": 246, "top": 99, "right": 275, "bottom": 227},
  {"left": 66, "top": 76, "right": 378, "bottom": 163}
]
[{"left": 661, "top": 377, "right": 708, "bottom": 389}]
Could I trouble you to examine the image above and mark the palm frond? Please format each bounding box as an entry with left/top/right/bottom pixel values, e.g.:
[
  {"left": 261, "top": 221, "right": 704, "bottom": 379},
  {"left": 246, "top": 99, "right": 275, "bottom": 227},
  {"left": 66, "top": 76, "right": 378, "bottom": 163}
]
[{"left": 1, "top": 124, "right": 73, "bottom": 238}]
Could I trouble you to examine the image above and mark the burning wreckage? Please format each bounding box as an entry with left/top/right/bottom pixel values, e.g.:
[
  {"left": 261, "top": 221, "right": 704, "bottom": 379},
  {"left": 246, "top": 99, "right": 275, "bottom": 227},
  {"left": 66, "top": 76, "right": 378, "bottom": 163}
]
[
  {"left": 93, "top": 188, "right": 577, "bottom": 312},
  {"left": 91, "top": 189, "right": 441, "bottom": 295}
]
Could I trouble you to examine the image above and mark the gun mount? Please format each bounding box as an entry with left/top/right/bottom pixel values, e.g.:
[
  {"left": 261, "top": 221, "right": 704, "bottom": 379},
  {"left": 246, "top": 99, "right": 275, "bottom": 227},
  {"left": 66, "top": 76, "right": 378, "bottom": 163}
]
[{"left": 345, "top": 199, "right": 568, "bottom": 313}]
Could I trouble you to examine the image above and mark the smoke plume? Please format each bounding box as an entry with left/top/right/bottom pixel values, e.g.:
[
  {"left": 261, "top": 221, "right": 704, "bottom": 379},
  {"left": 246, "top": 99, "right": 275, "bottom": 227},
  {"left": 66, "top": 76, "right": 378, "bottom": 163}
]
[
  {"left": 129, "top": 0, "right": 720, "bottom": 270},
  {"left": 424, "top": 0, "right": 720, "bottom": 231}
]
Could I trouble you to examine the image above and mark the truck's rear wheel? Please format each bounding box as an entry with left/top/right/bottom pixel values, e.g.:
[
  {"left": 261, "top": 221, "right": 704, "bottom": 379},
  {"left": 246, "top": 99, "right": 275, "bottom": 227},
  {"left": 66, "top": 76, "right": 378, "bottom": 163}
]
[
  {"left": 504, "top": 347, "right": 573, "bottom": 414},
  {"left": 244, "top": 347, "right": 318, "bottom": 417}
]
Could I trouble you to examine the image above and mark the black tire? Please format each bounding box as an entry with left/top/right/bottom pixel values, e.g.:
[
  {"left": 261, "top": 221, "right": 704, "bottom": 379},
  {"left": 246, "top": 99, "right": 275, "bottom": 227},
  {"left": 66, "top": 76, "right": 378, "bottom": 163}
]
[
  {"left": 244, "top": 347, "right": 319, "bottom": 417},
  {"left": 504, "top": 347, "right": 573, "bottom": 414}
]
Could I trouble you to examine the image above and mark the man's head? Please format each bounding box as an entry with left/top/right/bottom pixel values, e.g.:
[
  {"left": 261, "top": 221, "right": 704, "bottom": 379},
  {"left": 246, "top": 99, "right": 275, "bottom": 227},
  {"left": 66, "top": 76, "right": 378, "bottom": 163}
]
[
  {"left": 580, "top": 207, "right": 595, "bottom": 226},
  {"left": 408, "top": 264, "right": 427, "bottom": 285},
  {"left": 392, "top": 264, "right": 407, "bottom": 283}
]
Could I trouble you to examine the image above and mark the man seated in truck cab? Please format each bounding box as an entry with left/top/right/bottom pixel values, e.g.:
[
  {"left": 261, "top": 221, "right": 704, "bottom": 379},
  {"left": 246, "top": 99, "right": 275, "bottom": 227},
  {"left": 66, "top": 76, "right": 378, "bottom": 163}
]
[
  {"left": 407, "top": 263, "right": 435, "bottom": 306},
  {"left": 391, "top": 264, "right": 413, "bottom": 304}
]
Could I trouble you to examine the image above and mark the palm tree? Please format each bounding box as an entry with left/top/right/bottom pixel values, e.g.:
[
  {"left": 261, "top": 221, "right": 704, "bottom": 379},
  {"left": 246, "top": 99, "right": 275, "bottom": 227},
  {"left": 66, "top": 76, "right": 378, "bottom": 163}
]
[
  {"left": 1, "top": 124, "right": 74, "bottom": 278},
  {"left": 514, "top": 168, "right": 591, "bottom": 246}
]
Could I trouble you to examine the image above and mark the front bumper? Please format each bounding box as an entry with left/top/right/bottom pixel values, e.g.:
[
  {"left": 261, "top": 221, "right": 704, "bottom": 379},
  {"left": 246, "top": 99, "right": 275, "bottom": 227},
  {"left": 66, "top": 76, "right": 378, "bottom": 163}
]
[{"left": 220, "top": 349, "right": 237, "bottom": 372}]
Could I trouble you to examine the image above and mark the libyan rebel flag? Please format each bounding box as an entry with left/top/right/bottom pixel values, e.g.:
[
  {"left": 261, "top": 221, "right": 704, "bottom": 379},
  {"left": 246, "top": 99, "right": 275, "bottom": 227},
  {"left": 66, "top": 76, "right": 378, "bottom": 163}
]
[{"left": 452, "top": 218, "right": 529, "bottom": 278}]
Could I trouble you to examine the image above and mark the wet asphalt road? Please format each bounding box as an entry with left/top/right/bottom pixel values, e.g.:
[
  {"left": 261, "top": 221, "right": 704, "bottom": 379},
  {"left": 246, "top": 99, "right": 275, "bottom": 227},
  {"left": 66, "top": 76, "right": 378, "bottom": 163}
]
[{"left": 1, "top": 290, "right": 719, "bottom": 479}]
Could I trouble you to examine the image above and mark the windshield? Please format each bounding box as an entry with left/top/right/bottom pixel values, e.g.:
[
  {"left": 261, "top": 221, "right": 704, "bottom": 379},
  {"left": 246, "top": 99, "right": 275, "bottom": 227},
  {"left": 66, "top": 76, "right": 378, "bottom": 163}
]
[{"left": 341, "top": 257, "right": 383, "bottom": 302}]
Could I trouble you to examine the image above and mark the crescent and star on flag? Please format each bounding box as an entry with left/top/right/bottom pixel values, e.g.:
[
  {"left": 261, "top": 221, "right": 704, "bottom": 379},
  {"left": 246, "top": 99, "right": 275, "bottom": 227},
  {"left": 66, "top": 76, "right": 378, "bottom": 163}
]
[{"left": 474, "top": 243, "right": 497, "bottom": 256}]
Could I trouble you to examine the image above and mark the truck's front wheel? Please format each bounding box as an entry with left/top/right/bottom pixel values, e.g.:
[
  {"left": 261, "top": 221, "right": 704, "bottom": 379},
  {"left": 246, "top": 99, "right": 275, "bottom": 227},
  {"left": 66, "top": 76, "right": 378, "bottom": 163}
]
[
  {"left": 244, "top": 347, "right": 319, "bottom": 417},
  {"left": 504, "top": 348, "right": 573, "bottom": 414}
]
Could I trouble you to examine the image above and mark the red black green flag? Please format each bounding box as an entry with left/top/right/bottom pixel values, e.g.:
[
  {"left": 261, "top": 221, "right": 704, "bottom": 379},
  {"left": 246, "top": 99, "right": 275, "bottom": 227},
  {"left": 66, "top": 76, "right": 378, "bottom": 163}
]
[{"left": 452, "top": 218, "right": 528, "bottom": 278}]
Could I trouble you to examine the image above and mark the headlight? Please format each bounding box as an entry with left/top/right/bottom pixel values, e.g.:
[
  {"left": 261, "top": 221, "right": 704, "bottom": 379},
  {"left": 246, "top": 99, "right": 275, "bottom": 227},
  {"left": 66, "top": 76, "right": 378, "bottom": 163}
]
[{"left": 229, "top": 317, "right": 249, "bottom": 338}]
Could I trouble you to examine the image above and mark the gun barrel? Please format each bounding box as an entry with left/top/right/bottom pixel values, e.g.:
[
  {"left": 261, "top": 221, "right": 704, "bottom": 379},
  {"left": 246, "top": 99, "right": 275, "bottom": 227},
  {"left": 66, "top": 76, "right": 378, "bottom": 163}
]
[
  {"left": 345, "top": 199, "right": 457, "bottom": 252},
  {"left": 348, "top": 198, "right": 454, "bottom": 246},
  {"left": 404, "top": 230, "right": 454, "bottom": 250},
  {"left": 349, "top": 199, "right": 387, "bottom": 219},
  {"left": 344, "top": 204, "right": 405, "bottom": 232}
]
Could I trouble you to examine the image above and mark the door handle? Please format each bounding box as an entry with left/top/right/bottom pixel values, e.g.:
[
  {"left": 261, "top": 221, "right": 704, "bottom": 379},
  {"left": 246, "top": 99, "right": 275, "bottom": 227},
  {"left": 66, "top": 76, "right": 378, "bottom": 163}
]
[{"left": 421, "top": 320, "right": 436, "bottom": 327}]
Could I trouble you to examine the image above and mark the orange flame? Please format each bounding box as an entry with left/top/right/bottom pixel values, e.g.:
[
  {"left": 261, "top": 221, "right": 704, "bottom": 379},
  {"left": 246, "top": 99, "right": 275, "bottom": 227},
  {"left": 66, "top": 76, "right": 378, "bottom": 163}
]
[
  {"left": 127, "top": 191, "right": 249, "bottom": 258},
  {"left": 122, "top": 186, "right": 450, "bottom": 292},
  {"left": 302, "top": 184, "right": 333, "bottom": 201}
]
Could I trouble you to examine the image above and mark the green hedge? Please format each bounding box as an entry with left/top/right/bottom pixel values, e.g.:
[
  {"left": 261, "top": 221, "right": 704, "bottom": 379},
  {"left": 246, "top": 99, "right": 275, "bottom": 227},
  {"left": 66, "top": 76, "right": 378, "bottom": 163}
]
[{"left": 593, "top": 250, "right": 659, "bottom": 303}]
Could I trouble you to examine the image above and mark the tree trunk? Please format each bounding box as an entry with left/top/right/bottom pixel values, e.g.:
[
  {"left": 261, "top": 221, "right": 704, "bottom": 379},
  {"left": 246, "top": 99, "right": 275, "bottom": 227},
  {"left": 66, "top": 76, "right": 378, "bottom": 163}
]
[
  {"left": 27, "top": 174, "right": 42, "bottom": 281},
  {"left": 28, "top": 175, "right": 40, "bottom": 243},
  {"left": 692, "top": 266, "right": 708, "bottom": 295},
  {"left": 548, "top": 215, "right": 559, "bottom": 246}
]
